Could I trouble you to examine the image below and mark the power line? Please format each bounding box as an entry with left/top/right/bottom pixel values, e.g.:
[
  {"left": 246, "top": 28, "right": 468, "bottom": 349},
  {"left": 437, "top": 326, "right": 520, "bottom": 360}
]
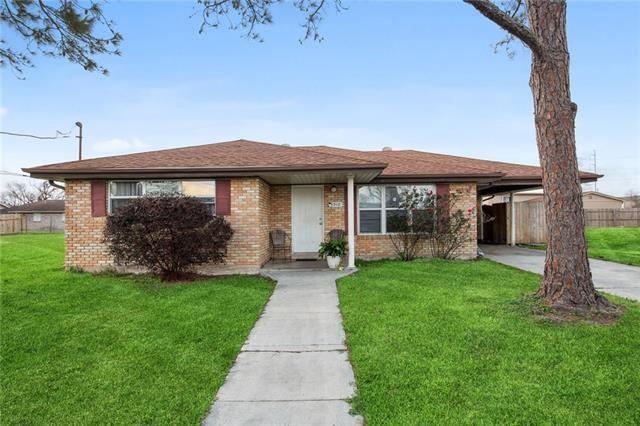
[
  {"left": 0, "top": 170, "right": 29, "bottom": 177},
  {"left": 0, "top": 130, "right": 71, "bottom": 140}
]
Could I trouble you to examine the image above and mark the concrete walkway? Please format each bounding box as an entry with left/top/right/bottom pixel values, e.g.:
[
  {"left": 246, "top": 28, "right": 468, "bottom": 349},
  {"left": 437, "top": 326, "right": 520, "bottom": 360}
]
[
  {"left": 481, "top": 244, "right": 640, "bottom": 302},
  {"left": 203, "top": 270, "right": 363, "bottom": 426}
]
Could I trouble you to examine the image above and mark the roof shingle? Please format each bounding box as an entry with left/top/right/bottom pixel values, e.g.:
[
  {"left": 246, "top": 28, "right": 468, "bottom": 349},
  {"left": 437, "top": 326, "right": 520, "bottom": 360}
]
[
  {"left": 24, "top": 139, "right": 385, "bottom": 174},
  {"left": 5, "top": 200, "right": 65, "bottom": 213},
  {"left": 299, "top": 146, "right": 599, "bottom": 180},
  {"left": 23, "top": 139, "right": 599, "bottom": 181}
]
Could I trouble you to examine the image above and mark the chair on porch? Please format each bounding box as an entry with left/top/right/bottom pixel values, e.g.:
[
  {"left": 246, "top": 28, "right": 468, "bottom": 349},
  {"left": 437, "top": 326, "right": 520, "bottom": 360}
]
[
  {"left": 269, "top": 229, "right": 291, "bottom": 262},
  {"left": 326, "top": 229, "right": 346, "bottom": 241}
]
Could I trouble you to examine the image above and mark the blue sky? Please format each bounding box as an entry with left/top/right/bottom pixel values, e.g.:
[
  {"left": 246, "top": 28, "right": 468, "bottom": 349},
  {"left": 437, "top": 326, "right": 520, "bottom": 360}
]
[{"left": 1, "top": 1, "right": 639, "bottom": 196}]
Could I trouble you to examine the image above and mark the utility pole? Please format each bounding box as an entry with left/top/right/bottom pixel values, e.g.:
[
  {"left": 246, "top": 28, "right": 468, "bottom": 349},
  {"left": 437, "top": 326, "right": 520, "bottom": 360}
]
[
  {"left": 593, "top": 149, "right": 597, "bottom": 192},
  {"left": 75, "top": 122, "right": 83, "bottom": 160}
]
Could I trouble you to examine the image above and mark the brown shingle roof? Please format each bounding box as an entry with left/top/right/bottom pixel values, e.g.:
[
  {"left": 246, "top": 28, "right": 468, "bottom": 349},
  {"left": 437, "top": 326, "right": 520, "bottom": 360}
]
[
  {"left": 24, "top": 139, "right": 385, "bottom": 175},
  {"left": 23, "top": 139, "right": 600, "bottom": 181},
  {"left": 5, "top": 200, "right": 65, "bottom": 213},
  {"left": 299, "top": 146, "right": 599, "bottom": 180}
]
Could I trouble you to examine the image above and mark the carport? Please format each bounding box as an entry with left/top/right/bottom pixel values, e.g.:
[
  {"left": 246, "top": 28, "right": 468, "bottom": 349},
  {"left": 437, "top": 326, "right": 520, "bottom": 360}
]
[{"left": 477, "top": 173, "right": 599, "bottom": 246}]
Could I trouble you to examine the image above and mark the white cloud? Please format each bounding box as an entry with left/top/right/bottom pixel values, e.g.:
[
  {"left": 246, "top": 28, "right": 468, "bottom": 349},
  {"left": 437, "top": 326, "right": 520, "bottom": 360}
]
[
  {"left": 0, "top": 107, "right": 8, "bottom": 117},
  {"left": 92, "top": 138, "right": 150, "bottom": 154}
]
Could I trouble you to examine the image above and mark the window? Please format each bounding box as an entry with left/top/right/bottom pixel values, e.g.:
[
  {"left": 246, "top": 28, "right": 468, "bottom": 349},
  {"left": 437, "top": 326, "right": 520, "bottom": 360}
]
[
  {"left": 32, "top": 213, "right": 42, "bottom": 222},
  {"left": 358, "top": 184, "right": 435, "bottom": 234},
  {"left": 108, "top": 180, "right": 216, "bottom": 213}
]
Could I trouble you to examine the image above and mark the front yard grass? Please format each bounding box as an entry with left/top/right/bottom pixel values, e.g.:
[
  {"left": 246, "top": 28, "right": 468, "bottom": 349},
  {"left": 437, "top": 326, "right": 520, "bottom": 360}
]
[
  {"left": 338, "top": 259, "right": 640, "bottom": 425},
  {"left": 520, "top": 227, "right": 640, "bottom": 266},
  {"left": 586, "top": 227, "right": 640, "bottom": 266},
  {"left": 0, "top": 233, "right": 274, "bottom": 425}
]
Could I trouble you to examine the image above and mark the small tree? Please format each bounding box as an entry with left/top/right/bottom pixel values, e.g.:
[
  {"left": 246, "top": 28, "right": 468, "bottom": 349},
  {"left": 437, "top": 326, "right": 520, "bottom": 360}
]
[
  {"left": 388, "top": 187, "right": 475, "bottom": 261},
  {"left": 426, "top": 192, "right": 475, "bottom": 260},
  {"left": 104, "top": 195, "right": 233, "bottom": 281},
  {"left": 387, "top": 186, "right": 433, "bottom": 261}
]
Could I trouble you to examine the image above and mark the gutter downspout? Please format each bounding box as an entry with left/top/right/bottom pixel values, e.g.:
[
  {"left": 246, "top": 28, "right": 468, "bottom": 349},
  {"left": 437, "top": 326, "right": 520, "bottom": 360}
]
[{"left": 48, "top": 180, "right": 65, "bottom": 191}]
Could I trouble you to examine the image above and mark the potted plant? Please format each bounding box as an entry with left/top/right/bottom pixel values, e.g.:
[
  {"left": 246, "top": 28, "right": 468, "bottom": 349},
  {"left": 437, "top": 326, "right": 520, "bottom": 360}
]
[{"left": 318, "top": 238, "right": 347, "bottom": 269}]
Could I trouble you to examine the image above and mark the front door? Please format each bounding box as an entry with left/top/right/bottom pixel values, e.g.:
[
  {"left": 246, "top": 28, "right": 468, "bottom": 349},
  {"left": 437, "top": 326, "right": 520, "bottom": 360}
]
[{"left": 291, "top": 186, "right": 324, "bottom": 255}]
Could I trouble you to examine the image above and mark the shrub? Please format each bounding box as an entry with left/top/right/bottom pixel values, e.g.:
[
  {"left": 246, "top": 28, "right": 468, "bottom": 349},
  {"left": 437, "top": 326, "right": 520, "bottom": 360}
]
[
  {"left": 318, "top": 238, "right": 348, "bottom": 258},
  {"left": 387, "top": 187, "right": 475, "bottom": 260},
  {"left": 387, "top": 187, "right": 434, "bottom": 261},
  {"left": 104, "top": 195, "right": 233, "bottom": 281}
]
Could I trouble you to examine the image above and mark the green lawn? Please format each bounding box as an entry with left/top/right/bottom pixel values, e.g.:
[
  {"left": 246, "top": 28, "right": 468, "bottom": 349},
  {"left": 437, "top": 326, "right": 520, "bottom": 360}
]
[
  {"left": 338, "top": 259, "right": 640, "bottom": 425},
  {"left": 520, "top": 227, "right": 640, "bottom": 266},
  {"left": 0, "top": 233, "right": 273, "bottom": 425},
  {"left": 586, "top": 227, "right": 640, "bottom": 266}
]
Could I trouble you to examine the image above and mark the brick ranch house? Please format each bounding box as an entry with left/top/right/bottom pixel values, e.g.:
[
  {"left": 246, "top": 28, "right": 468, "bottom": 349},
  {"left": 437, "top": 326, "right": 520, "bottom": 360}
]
[{"left": 23, "top": 139, "right": 599, "bottom": 273}]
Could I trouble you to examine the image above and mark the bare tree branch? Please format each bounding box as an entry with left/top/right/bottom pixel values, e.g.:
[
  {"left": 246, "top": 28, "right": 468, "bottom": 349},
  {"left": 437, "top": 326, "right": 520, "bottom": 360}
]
[
  {"left": 1, "top": 180, "right": 63, "bottom": 207},
  {"left": 464, "top": 0, "right": 544, "bottom": 57},
  {"left": 0, "top": 0, "right": 122, "bottom": 76},
  {"left": 196, "top": 0, "right": 342, "bottom": 43}
]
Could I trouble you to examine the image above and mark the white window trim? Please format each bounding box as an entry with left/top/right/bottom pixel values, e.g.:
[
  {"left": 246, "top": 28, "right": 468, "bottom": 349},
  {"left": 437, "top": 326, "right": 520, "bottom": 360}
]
[
  {"left": 357, "top": 184, "right": 436, "bottom": 235},
  {"left": 107, "top": 180, "right": 216, "bottom": 214},
  {"left": 32, "top": 212, "right": 42, "bottom": 222}
]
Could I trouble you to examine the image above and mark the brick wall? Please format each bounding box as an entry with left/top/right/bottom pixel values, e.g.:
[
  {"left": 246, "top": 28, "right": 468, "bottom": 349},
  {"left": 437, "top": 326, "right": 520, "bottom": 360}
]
[
  {"left": 64, "top": 180, "right": 478, "bottom": 273},
  {"left": 223, "top": 178, "right": 271, "bottom": 267},
  {"left": 65, "top": 180, "right": 111, "bottom": 269},
  {"left": 270, "top": 185, "right": 291, "bottom": 234},
  {"left": 449, "top": 182, "right": 478, "bottom": 259},
  {"left": 323, "top": 184, "right": 346, "bottom": 235},
  {"left": 65, "top": 178, "right": 271, "bottom": 274},
  {"left": 355, "top": 182, "right": 478, "bottom": 260}
]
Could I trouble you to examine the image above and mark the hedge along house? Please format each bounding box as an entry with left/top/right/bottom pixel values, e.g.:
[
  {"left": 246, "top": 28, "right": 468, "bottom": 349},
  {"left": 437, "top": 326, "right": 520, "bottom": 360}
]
[{"left": 24, "top": 139, "right": 599, "bottom": 273}]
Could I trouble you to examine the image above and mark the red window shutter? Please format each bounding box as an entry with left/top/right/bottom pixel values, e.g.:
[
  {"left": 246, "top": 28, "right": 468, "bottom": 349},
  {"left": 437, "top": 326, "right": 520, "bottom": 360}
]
[
  {"left": 436, "top": 183, "right": 450, "bottom": 215},
  {"left": 216, "top": 180, "right": 231, "bottom": 216},
  {"left": 436, "top": 183, "right": 450, "bottom": 197},
  {"left": 91, "top": 181, "right": 107, "bottom": 217}
]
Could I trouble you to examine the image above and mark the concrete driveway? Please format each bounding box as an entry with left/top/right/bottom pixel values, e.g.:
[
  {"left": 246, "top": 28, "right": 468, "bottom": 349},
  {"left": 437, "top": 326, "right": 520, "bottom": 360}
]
[
  {"left": 481, "top": 244, "right": 640, "bottom": 302},
  {"left": 203, "top": 270, "right": 362, "bottom": 426}
]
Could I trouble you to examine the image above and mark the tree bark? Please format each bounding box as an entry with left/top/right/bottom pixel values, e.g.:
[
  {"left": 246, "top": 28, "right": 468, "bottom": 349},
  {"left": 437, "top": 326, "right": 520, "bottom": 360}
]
[{"left": 526, "top": 0, "right": 610, "bottom": 310}]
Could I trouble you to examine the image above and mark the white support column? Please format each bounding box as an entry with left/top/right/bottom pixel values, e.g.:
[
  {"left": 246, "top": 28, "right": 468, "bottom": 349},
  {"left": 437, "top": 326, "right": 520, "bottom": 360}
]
[
  {"left": 510, "top": 191, "right": 516, "bottom": 246},
  {"left": 347, "top": 175, "right": 356, "bottom": 268}
]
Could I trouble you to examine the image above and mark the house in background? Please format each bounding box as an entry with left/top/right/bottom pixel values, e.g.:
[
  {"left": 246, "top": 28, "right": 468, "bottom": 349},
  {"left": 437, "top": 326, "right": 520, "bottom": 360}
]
[
  {"left": 582, "top": 191, "right": 626, "bottom": 209},
  {"left": 23, "top": 139, "right": 599, "bottom": 273},
  {"left": 485, "top": 190, "right": 625, "bottom": 209},
  {"left": 482, "top": 189, "right": 632, "bottom": 245},
  {"left": 622, "top": 195, "right": 640, "bottom": 209},
  {"left": 3, "top": 200, "right": 65, "bottom": 232}
]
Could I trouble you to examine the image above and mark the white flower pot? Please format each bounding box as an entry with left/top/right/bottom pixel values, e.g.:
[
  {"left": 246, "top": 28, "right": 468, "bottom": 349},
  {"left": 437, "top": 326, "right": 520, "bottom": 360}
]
[{"left": 326, "top": 255, "right": 341, "bottom": 269}]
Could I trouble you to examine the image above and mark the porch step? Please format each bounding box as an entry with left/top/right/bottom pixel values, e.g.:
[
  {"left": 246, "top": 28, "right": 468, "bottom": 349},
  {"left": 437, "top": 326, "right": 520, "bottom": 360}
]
[
  {"left": 262, "top": 259, "right": 331, "bottom": 272},
  {"left": 292, "top": 252, "right": 320, "bottom": 260}
]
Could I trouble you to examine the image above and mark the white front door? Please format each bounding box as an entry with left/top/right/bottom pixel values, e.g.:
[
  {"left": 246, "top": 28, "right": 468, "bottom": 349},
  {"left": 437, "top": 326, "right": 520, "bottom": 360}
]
[{"left": 291, "top": 186, "right": 324, "bottom": 254}]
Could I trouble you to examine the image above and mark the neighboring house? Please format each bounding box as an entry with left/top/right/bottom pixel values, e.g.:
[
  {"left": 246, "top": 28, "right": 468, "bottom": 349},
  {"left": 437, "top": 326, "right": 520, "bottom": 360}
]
[
  {"left": 622, "top": 195, "right": 640, "bottom": 209},
  {"left": 485, "top": 190, "right": 625, "bottom": 209},
  {"left": 23, "top": 139, "right": 599, "bottom": 273},
  {"left": 3, "top": 200, "right": 65, "bottom": 232},
  {"left": 582, "top": 191, "right": 626, "bottom": 209}
]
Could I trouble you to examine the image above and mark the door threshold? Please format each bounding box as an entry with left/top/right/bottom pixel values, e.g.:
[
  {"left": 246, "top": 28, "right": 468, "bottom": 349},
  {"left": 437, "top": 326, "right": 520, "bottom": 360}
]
[{"left": 292, "top": 252, "right": 320, "bottom": 260}]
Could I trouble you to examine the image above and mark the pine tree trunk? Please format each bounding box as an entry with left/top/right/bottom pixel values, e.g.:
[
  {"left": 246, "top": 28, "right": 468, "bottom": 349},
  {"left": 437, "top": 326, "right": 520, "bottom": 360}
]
[{"left": 526, "top": 0, "right": 610, "bottom": 310}]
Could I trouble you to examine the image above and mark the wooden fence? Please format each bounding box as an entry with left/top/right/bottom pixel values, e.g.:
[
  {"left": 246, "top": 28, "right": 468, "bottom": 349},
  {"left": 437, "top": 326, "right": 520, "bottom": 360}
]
[
  {"left": 509, "top": 203, "right": 640, "bottom": 244},
  {"left": 0, "top": 214, "right": 26, "bottom": 235},
  {"left": 514, "top": 201, "right": 547, "bottom": 244},
  {"left": 584, "top": 209, "right": 640, "bottom": 227}
]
